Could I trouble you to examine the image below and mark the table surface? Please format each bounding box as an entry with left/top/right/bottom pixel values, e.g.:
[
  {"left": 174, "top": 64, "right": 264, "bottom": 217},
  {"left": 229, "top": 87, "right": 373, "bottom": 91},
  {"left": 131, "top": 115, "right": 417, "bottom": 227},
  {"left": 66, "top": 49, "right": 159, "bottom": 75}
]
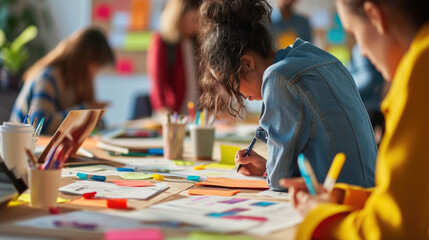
[{"left": 0, "top": 137, "right": 298, "bottom": 240}]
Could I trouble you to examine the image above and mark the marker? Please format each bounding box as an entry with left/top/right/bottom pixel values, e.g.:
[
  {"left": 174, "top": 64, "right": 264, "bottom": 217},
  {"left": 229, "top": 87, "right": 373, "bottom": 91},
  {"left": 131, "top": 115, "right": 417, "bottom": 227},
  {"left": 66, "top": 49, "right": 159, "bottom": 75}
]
[
  {"left": 236, "top": 138, "right": 257, "bottom": 173},
  {"left": 297, "top": 154, "right": 319, "bottom": 195},
  {"left": 116, "top": 167, "right": 171, "bottom": 173},
  {"left": 323, "top": 153, "right": 346, "bottom": 192},
  {"left": 77, "top": 172, "right": 107, "bottom": 182}
]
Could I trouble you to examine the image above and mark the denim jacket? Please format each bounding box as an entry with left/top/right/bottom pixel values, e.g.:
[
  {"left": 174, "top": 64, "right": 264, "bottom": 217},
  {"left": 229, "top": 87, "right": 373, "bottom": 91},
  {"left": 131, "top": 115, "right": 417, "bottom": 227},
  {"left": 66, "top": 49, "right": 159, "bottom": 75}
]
[{"left": 260, "top": 39, "right": 377, "bottom": 191}]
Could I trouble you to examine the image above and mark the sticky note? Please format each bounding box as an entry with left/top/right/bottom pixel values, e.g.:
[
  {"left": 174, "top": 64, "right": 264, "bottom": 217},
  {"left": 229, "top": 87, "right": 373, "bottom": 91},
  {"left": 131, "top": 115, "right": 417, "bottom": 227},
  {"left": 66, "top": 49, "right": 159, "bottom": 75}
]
[
  {"left": 172, "top": 160, "right": 195, "bottom": 166},
  {"left": 69, "top": 198, "right": 107, "bottom": 208},
  {"left": 196, "top": 177, "right": 269, "bottom": 189},
  {"left": 107, "top": 199, "right": 128, "bottom": 209},
  {"left": 105, "top": 228, "right": 163, "bottom": 240},
  {"left": 123, "top": 32, "right": 153, "bottom": 51},
  {"left": 188, "top": 189, "right": 240, "bottom": 197},
  {"left": 152, "top": 174, "right": 164, "bottom": 180},
  {"left": 119, "top": 172, "right": 152, "bottom": 180},
  {"left": 93, "top": 3, "right": 112, "bottom": 21},
  {"left": 116, "top": 58, "right": 134, "bottom": 75},
  {"left": 113, "top": 180, "right": 154, "bottom": 187},
  {"left": 129, "top": 0, "right": 151, "bottom": 30},
  {"left": 220, "top": 145, "right": 241, "bottom": 166},
  {"left": 14, "top": 193, "right": 70, "bottom": 204},
  {"left": 206, "top": 163, "right": 235, "bottom": 170}
]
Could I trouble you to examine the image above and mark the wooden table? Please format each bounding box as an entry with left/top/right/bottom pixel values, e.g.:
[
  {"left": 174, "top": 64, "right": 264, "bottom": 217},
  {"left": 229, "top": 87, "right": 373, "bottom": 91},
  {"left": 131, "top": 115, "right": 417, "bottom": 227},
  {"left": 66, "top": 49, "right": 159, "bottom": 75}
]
[{"left": 0, "top": 139, "right": 298, "bottom": 240}]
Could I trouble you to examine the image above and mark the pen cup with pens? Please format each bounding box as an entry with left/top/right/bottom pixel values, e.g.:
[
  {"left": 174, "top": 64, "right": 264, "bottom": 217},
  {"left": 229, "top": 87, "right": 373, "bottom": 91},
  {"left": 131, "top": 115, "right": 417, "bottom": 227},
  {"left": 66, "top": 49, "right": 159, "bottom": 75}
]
[
  {"left": 162, "top": 122, "right": 186, "bottom": 160},
  {"left": 190, "top": 125, "right": 215, "bottom": 160},
  {"left": 28, "top": 167, "right": 61, "bottom": 209}
]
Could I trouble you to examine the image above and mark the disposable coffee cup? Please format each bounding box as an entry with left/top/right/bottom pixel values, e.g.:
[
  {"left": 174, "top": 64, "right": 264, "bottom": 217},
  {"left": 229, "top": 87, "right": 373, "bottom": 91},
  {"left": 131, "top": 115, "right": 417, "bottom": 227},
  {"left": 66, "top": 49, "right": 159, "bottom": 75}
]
[
  {"left": 162, "top": 123, "right": 186, "bottom": 160},
  {"left": 28, "top": 167, "right": 61, "bottom": 209},
  {"left": 190, "top": 125, "right": 215, "bottom": 160},
  {"left": 0, "top": 122, "right": 34, "bottom": 183}
]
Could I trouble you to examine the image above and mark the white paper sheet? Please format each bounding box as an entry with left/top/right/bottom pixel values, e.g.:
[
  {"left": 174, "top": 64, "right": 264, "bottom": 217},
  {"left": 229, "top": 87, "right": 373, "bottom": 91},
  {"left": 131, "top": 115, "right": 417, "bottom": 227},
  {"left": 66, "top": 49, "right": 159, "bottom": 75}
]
[
  {"left": 109, "top": 196, "right": 302, "bottom": 235},
  {"left": 257, "top": 190, "right": 290, "bottom": 200},
  {"left": 59, "top": 181, "right": 168, "bottom": 200}
]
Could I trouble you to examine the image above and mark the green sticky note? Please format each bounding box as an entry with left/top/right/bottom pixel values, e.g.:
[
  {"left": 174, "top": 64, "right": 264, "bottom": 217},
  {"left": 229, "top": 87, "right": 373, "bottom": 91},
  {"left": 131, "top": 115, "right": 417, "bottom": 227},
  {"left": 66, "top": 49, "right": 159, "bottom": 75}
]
[
  {"left": 172, "top": 160, "right": 195, "bottom": 166},
  {"left": 206, "top": 163, "right": 235, "bottom": 170},
  {"left": 220, "top": 145, "right": 241, "bottom": 166},
  {"left": 188, "top": 231, "right": 253, "bottom": 240},
  {"left": 119, "top": 172, "right": 153, "bottom": 180},
  {"left": 123, "top": 32, "right": 153, "bottom": 51}
]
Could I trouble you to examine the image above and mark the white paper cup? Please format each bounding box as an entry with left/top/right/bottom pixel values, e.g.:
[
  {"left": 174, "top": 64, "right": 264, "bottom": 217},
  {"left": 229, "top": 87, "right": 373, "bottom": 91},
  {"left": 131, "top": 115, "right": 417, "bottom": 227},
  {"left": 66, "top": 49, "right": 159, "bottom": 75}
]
[
  {"left": 0, "top": 122, "right": 34, "bottom": 183},
  {"left": 28, "top": 168, "right": 61, "bottom": 209},
  {"left": 162, "top": 123, "right": 186, "bottom": 160},
  {"left": 190, "top": 125, "right": 215, "bottom": 160}
]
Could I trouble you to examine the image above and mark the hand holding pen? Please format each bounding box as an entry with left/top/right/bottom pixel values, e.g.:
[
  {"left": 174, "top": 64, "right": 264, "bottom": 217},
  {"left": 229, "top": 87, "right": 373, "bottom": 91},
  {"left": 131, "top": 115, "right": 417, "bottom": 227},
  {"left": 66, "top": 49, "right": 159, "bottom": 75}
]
[{"left": 235, "top": 138, "right": 267, "bottom": 176}]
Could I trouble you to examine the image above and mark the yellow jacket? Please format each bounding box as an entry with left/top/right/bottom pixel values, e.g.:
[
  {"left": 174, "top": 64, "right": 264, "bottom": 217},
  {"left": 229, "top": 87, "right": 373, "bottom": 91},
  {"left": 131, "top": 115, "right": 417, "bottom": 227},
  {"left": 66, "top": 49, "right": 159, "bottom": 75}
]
[{"left": 297, "top": 22, "right": 429, "bottom": 239}]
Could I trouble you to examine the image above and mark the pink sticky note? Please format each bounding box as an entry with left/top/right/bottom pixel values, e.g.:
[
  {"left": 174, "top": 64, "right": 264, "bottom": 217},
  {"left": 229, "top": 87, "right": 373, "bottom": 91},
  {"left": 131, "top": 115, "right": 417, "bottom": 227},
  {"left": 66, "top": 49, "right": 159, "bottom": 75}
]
[
  {"left": 116, "top": 58, "right": 134, "bottom": 75},
  {"left": 93, "top": 3, "right": 111, "bottom": 21},
  {"left": 113, "top": 180, "right": 154, "bottom": 187},
  {"left": 105, "top": 229, "right": 163, "bottom": 240}
]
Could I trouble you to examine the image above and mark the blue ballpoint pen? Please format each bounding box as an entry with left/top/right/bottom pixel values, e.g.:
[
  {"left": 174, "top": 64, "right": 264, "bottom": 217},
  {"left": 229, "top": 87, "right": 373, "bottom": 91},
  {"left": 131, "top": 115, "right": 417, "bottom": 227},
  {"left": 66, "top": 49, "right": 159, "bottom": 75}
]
[
  {"left": 236, "top": 138, "right": 257, "bottom": 173},
  {"left": 117, "top": 167, "right": 171, "bottom": 173}
]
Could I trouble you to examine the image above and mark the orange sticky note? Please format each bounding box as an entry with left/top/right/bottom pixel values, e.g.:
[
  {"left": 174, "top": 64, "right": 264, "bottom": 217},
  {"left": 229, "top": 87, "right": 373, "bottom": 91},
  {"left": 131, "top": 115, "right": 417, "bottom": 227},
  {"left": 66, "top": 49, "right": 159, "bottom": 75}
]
[
  {"left": 188, "top": 189, "right": 240, "bottom": 197},
  {"left": 70, "top": 198, "right": 107, "bottom": 208},
  {"left": 196, "top": 177, "right": 269, "bottom": 189},
  {"left": 112, "top": 180, "right": 154, "bottom": 187},
  {"left": 107, "top": 199, "right": 128, "bottom": 209},
  {"left": 129, "top": 0, "right": 151, "bottom": 30}
]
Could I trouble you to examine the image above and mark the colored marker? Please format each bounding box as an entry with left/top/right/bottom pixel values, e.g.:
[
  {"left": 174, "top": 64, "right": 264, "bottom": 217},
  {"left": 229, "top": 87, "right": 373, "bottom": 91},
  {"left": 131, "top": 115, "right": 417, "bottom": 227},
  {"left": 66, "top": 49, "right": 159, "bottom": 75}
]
[
  {"left": 323, "top": 152, "right": 346, "bottom": 192},
  {"left": 297, "top": 154, "right": 319, "bottom": 195},
  {"left": 236, "top": 138, "right": 257, "bottom": 173},
  {"left": 116, "top": 167, "right": 171, "bottom": 173},
  {"left": 77, "top": 172, "right": 107, "bottom": 182}
]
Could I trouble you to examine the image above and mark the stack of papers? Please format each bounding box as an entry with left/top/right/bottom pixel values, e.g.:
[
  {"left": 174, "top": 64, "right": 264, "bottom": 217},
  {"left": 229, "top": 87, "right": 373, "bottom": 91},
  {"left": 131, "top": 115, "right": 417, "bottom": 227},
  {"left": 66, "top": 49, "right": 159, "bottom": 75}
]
[
  {"left": 59, "top": 181, "right": 168, "bottom": 200},
  {"left": 110, "top": 196, "right": 302, "bottom": 235}
]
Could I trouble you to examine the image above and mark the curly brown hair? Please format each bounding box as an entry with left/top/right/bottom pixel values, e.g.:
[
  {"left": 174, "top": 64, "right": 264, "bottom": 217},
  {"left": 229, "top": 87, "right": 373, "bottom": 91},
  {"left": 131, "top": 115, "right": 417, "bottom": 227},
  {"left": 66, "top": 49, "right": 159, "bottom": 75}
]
[{"left": 198, "top": 0, "right": 273, "bottom": 117}]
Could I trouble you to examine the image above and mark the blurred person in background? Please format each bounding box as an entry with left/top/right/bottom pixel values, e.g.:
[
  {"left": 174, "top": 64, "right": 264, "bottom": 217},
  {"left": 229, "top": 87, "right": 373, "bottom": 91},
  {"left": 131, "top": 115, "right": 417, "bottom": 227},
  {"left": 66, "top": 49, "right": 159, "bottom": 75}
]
[
  {"left": 147, "top": 0, "right": 202, "bottom": 117},
  {"left": 10, "top": 27, "right": 115, "bottom": 135},
  {"left": 270, "top": 0, "right": 313, "bottom": 49}
]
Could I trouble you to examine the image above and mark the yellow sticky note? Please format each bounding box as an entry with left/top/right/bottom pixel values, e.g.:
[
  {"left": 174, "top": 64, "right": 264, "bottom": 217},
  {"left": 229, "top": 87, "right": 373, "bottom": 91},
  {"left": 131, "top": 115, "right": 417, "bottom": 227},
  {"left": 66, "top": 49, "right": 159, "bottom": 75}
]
[
  {"left": 220, "top": 145, "right": 241, "bottom": 166},
  {"left": 119, "top": 172, "right": 153, "bottom": 180},
  {"left": 206, "top": 163, "right": 235, "bottom": 170},
  {"left": 193, "top": 164, "right": 206, "bottom": 170},
  {"left": 8, "top": 193, "right": 70, "bottom": 207},
  {"left": 152, "top": 174, "right": 164, "bottom": 180},
  {"left": 172, "top": 160, "right": 195, "bottom": 166}
]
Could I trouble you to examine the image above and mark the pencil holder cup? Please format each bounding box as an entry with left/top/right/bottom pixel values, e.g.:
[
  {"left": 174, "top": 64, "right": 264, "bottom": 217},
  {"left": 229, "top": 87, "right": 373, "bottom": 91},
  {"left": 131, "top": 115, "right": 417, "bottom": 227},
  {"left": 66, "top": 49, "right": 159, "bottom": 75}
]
[
  {"left": 162, "top": 123, "right": 186, "bottom": 160},
  {"left": 189, "top": 125, "right": 215, "bottom": 160},
  {"left": 0, "top": 122, "right": 34, "bottom": 184},
  {"left": 28, "top": 167, "right": 61, "bottom": 209}
]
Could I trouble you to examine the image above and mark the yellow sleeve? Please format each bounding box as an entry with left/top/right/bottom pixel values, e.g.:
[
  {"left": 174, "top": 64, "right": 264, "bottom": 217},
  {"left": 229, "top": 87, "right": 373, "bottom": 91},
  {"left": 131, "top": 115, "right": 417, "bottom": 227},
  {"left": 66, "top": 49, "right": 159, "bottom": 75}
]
[{"left": 297, "top": 25, "right": 429, "bottom": 240}]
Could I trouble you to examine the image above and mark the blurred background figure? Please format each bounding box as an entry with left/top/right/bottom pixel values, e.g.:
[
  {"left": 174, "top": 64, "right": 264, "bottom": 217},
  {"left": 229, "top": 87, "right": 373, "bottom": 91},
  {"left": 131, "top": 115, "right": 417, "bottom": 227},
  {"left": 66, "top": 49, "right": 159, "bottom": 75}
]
[
  {"left": 270, "top": 0, "right": 313, "bottom": 49},
  {"left": 9, "top": 27, "right": 115, "bottom": 135},
  {"left": 147, "top": 0, "right": 202, "bottom": 118},
  {"left": 348, "top": 44, "right": 387, "bottom": 144}
]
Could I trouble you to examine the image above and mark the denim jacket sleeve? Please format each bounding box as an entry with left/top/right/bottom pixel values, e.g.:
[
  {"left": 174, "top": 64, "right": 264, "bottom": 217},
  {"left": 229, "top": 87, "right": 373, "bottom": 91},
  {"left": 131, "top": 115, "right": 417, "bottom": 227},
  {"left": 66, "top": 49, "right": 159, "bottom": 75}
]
[{"left": 260, "top": 72, "right": 312, "bottom": 191}]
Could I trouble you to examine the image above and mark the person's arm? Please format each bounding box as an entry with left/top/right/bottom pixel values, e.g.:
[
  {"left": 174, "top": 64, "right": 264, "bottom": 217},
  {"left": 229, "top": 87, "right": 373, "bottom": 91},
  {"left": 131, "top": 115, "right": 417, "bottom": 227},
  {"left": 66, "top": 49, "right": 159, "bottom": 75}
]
[
  {"left": 147, "top": 34, "right": 173, "bottom": 112},
  {"left": 260, "top": 73, "right": 311, "bottom": 191},
  {"left": 296, "top": 47, "right": 429, "bottom": 240}
]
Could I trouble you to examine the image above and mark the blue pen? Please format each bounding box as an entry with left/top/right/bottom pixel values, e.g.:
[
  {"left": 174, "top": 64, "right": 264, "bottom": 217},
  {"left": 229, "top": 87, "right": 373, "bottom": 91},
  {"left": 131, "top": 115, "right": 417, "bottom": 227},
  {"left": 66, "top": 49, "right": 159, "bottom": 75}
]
[
  {"left": 236, "top": 138, "right": 257, "bottom": 173},
  {"left": 297, "top": 154, "right": 319, "bottom": 195},
  {"left": 77, "top": 172, "right": 107, "bottom": 182}
]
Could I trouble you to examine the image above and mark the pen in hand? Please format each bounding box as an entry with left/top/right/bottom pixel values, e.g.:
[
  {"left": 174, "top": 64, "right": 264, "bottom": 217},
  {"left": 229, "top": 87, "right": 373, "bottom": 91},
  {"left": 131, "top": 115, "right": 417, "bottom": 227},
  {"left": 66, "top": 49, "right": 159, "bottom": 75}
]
[{"left": 236, "top": 138, "right": 257, "bottom": 173}]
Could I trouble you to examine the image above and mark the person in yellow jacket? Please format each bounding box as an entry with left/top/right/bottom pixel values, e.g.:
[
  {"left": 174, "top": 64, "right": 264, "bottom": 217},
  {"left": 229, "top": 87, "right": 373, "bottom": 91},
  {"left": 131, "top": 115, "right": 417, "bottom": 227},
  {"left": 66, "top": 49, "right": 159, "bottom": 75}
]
[{"left": 281, "top": 0, "right": 429, "bottom": 239}]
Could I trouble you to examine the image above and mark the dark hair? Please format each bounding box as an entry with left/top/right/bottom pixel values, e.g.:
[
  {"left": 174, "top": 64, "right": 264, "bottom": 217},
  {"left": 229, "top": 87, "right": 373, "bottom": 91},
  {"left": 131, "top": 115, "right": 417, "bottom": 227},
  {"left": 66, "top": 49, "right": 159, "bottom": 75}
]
[
  {"left": 198, "top": 0, "right": 273, "bottom": 117},
  {"left": 342, "top": 0, "right": 429, "bottom": 28}
]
